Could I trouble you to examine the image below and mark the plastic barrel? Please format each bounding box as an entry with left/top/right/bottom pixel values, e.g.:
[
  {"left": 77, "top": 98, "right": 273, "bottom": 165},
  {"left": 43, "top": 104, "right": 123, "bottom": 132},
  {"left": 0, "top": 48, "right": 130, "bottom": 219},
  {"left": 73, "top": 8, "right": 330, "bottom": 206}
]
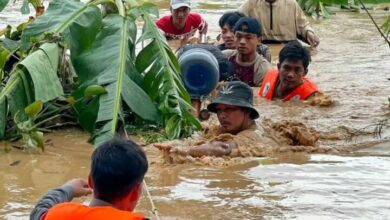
[{"left": 178, "top": 48, "right": 219, "bottom": 98}]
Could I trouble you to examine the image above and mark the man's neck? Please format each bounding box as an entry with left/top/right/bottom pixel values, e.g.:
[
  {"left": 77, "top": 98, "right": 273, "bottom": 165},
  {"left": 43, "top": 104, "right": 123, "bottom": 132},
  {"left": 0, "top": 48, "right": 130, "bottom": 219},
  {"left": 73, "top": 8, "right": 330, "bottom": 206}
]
[
  {"left": 171, "top": 17, "right": 185, "bottom": 30},
  {"left": 89, "top": 198, "right": 114, "bottom": 207},
  {"left": 238, "top": 52, "right": 257, "bottom": 63}
]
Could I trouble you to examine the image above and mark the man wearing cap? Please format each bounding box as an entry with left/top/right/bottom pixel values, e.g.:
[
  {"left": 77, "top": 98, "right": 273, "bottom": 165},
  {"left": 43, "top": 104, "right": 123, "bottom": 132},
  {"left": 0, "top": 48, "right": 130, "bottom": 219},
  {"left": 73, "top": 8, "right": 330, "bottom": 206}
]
[
  {"left": 239, "top": 0, "right": 320, "bottom": 47},
  {"left": 154, "top": 81, "right": 272, "bottom": 158},
  {"left": 258, "top": 41, "right": 321, "bottom": 101},
  {"left": 217, "top": 11, "right": 271, "bottom": 62},
  {"left": 155, "top": 0, "right": 208, "bottom": 45},
  {"left": 222, "top": 17, "right": 271, "bottom": 87}
]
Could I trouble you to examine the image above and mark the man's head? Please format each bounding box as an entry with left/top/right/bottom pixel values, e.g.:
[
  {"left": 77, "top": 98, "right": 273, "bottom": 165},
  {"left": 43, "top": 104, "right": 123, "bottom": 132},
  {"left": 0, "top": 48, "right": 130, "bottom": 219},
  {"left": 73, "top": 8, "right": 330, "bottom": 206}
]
[
  {"left": 277, "top": 41, "right": 311, "bottom": 88},
  {"left": 170, "top": 0, "right": 191, "bottom": 28},
  {"left": 89, "top": 139, "right": 148, "bottom": 211},
  {"left": 218, "top": 11, "right": 245, "bottom": 49},
  {"left": 207, "top": 81, "right": 259, "bottom": 134},
  {"left": 233, "top": 17, "right": 262, "bottom": 55}
]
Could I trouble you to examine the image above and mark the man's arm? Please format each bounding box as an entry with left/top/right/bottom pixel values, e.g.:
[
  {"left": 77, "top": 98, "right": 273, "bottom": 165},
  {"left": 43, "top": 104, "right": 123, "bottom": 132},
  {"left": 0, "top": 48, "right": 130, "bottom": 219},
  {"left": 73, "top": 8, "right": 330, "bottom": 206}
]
[
  {"left": 30, "top": 185, "right": 74, "bottom": 220},
  {"left": 294, "top": 2, "right": 320, "bottom": 47},
  {"left": 30, "top": 178, "right": 92, "bottom": 220}
]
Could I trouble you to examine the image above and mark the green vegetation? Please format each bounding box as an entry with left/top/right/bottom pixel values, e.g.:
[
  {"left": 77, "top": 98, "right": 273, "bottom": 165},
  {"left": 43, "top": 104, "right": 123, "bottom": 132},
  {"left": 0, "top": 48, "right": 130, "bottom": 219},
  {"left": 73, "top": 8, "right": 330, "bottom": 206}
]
[{"left": 0, "top": 0, "right": 201, "bottom": 149}]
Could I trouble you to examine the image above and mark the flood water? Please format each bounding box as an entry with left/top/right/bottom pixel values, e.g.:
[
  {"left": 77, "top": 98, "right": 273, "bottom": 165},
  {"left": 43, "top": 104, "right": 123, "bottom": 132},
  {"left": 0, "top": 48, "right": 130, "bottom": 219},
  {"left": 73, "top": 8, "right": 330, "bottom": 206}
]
[{"left": 1, "top": 1, "right": 390, "bottom": 219}]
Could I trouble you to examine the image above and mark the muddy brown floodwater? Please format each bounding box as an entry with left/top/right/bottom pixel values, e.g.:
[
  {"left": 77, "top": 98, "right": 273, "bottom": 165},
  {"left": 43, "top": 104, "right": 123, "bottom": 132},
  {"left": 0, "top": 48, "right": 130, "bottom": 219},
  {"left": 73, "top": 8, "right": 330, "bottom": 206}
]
[{"left": 1, "top": 1, "right": 390, "bottom": 219}]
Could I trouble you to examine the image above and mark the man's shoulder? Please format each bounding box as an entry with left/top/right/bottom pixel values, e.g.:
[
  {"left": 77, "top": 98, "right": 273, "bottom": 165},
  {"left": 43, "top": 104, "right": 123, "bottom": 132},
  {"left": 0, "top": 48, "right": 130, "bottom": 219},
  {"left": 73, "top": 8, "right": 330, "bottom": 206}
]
[{"left": 155, "top": 15, "right": 172, "bottom": 27}]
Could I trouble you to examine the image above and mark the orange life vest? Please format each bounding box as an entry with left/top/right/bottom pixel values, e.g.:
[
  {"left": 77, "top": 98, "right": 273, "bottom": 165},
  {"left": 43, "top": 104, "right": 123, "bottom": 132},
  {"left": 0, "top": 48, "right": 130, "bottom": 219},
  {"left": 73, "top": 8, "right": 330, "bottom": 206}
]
[
  {"left": 258, "top": 69, "right": 319, "bottom": 101},
  {"left": 42, "top": 202, "right": 146, "bottom": 220}
]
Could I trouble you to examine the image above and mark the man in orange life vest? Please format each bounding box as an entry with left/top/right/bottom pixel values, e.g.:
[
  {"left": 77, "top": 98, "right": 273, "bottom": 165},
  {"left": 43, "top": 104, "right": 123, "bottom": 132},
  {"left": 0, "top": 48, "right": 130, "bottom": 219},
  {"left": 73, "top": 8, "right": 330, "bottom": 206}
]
[
  {"left": 30, "top": 139, "right": 148, "bottom": 220},
  {"left": 258, "top": 41, "right": 319, "bottom": 101}
]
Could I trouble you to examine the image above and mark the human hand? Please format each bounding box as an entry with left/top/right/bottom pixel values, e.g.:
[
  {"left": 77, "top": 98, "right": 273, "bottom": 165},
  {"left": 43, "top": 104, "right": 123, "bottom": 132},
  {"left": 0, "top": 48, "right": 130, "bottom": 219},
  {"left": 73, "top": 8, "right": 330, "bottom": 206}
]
[
  {"left": 199, "top": 20, "right": 208, "bottom": 35},
  {"left": 64, "top": 178, "right": 92, "bottom": 198},
  {"left": 209, "top": 141, "right": 232, "bottom": 156},
  {"left": 306, "top": 31, "right": 320, "bottom": 47},
  {"left": 153, "top": 143, "right": 173, "bottom": 152}
]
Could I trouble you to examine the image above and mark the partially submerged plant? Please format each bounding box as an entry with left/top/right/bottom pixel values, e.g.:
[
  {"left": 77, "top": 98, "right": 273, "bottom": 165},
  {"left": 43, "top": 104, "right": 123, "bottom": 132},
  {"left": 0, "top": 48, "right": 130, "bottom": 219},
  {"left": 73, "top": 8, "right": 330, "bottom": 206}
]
[{"left": 0, "top": 0, "right": 201, "bottom": 149}]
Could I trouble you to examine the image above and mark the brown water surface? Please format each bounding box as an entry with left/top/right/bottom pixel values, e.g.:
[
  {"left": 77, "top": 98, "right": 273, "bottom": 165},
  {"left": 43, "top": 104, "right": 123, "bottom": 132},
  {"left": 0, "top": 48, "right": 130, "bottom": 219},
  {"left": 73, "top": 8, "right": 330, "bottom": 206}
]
[{"left": 1, "top": 1, "right": 390, "bottom": 219}]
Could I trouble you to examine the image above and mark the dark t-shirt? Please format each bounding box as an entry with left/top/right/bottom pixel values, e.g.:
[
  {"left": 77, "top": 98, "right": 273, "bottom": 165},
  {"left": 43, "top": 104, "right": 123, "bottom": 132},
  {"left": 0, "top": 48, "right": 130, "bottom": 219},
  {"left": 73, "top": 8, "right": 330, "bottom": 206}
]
[{"left": 228, "top": 55, "right": 255, "bottom": 86}]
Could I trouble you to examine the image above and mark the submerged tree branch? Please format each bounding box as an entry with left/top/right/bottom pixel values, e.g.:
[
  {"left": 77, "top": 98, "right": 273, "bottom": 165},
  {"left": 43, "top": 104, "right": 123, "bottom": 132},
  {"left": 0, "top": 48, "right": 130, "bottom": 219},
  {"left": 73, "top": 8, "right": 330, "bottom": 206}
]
[{"left": 358, "top": 0, "right": 390, "bottom": 48}]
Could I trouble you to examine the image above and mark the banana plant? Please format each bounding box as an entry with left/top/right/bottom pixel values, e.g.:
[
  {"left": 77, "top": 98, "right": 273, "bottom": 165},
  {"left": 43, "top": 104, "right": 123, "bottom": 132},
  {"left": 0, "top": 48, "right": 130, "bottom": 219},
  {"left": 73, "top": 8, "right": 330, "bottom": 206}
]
[{"left": 0, "top": 0, "right": 200, "bottom": 147}]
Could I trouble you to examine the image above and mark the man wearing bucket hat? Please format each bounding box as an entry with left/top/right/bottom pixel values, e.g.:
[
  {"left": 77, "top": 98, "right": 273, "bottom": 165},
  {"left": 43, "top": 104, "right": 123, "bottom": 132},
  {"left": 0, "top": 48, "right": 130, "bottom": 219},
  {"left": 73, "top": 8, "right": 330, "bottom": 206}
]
[
  {"left": 222, "top": 17, "right": 271, "bottom": 87},
  {"left": 154, "top": 81, "right": 266, "bottom": 158},
  {"left": 155, "top": 0, "right": 208, "bottom": 45}
]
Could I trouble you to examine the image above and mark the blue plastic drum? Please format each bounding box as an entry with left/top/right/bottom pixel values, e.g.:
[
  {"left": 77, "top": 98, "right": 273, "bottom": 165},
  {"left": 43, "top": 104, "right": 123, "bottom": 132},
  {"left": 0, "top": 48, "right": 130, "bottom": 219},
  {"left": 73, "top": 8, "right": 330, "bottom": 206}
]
[{"left": 178, "top": 48, "right": 219, "bottom": 98}]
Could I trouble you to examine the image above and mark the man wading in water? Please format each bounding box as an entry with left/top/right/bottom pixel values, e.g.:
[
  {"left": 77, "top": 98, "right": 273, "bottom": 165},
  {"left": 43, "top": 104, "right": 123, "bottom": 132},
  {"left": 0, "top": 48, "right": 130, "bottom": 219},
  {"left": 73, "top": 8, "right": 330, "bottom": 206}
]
[{"left": 155, "top": 81, "right": 274, "bottom": 158}]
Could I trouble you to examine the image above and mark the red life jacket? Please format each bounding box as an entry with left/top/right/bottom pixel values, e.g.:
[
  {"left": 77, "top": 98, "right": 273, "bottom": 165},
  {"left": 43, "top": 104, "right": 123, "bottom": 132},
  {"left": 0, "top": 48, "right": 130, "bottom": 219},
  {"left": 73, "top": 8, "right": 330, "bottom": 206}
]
[
  {"left": 258, "top": 69, "right": 319, "bottom": 101},
  {"left": 42, "top": 202, "right": 146, "bottom": 220}
]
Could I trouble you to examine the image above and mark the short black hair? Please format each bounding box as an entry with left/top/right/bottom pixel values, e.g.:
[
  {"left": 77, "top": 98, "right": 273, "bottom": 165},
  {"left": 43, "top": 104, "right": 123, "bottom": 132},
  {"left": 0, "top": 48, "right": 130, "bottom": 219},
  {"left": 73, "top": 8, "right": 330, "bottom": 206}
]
[
  {"left": 218, "top": 11, "right": 245, "bottom": 29},
  {"left": 234, "top": 17, "right": 262, "bottom": 37},
  {"left": 279, "top": 41, "right": 311, "bottom": 70},
  {"left": 91, "top": 139, "right": 148, "bottom": 203}
]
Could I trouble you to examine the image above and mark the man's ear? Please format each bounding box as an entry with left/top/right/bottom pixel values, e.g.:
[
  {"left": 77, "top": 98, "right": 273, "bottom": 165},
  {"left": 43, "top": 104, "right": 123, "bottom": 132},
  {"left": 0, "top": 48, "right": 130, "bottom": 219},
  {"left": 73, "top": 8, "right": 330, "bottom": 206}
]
[
  {"left": 304, "top": 68, "right": 308, "bottom": 76},
  {"left": 128, "top": 182, "right": 143, "bottom": 202},
  {"left": 88, "top": 175, "right": 93, "bottom": 189}
]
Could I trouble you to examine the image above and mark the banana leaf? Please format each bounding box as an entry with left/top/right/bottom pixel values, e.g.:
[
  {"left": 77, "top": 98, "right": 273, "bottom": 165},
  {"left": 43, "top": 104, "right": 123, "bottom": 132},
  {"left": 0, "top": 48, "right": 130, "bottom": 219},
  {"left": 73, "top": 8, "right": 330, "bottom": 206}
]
[
  {"left": 20, "top": 0, "right": 102, "bottom": 52},
  {"left": 0, "top": 100, "right": 6, "bottom": 138},
  {"left": 135, "top": 9, "right": 201, "bottom": 139},
  {"left": 18, "top": 43, "right": 63, "bottom": 102},
  {"left": 72, "top": 15, "right": 159, "bottom": 146},
  {"left": 0, "top": 43, "right": 61, "bottom": 139}
]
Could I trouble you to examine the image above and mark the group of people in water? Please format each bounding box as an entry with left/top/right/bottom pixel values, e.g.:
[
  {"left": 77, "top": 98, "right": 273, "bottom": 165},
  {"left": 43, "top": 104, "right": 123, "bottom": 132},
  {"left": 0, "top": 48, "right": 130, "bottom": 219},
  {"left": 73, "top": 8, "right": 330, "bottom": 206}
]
[{"left": 30, "top": 0, "right": 327, "bottom": 219}]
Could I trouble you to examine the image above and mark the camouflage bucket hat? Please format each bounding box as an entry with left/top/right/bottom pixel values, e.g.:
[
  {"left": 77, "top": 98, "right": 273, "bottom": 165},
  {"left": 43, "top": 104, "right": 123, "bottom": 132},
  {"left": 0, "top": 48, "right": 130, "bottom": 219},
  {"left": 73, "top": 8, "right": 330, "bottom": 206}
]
[{"left": 207, "top": 81, "right": 259, "bottom": 119}]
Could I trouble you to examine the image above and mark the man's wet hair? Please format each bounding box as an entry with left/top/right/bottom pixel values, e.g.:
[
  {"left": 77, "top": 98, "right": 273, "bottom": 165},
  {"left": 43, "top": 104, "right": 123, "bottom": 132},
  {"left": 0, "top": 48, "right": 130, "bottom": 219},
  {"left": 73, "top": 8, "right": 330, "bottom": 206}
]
[
  {"left": 279, "top": 41, "right": 311, "bottom": 70},
  {"left": 218, "top": 11, "right": 245, "bottom": 29},
  {"left": 91, "top": 139, "right": 148, "bottom": 203},
  {"left": 234, "top": 17, "right": 262, "bottom": 37}
]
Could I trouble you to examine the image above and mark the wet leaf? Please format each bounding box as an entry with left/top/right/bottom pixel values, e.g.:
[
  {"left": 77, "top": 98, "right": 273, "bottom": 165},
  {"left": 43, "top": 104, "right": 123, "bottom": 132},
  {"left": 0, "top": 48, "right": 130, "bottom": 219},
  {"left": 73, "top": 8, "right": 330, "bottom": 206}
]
[
  {"left": 84, "top": 85, "right": 107, "bottom": 97},
  {"left": 30, "top": 131, "right": 44, "bottom": 151},
  {"left": 24, "top": 100, "right": 43, "bottom": 119},
  {"left": 9, "top": 160, "right": 21, "bottom": 166}
]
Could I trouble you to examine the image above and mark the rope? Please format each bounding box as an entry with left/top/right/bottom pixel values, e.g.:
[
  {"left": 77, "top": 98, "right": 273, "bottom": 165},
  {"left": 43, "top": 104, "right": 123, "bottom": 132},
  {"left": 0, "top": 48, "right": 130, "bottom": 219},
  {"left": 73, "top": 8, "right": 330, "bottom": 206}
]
[{"left": 123, "top": 128, "right": 160, "bottom": 220}]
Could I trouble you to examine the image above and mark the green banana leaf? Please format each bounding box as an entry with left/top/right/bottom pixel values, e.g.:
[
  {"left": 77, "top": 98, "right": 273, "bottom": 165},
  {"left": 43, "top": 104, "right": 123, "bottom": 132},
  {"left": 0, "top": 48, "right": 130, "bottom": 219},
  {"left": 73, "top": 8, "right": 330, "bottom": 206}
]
[
  {"left": 72, "top": 15, "right": 159, "bottom": 146},
  {"left": 0, "top": 100, "right": 6, "bottom": 138},
  {"left": 18, "top": 43, "right": 63, "bottom": 102},
  {"left": 0, "top": 43, "right": 61, "bottom": 139},
  {"left": 135, "top": 9, "right": 201, "bottom": 139},
  {"left": 20, "top": 0, "right": 102, "bottom": 52},
  {"left": 0, "top": 0, "right": 9, "bottom": 12}
]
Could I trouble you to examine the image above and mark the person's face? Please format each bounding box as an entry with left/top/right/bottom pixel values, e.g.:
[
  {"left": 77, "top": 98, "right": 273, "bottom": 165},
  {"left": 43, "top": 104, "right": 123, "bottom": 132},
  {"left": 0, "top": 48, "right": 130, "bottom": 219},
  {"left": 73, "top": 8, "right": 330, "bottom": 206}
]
[
  {"left": 171, "top": 6, "right": 190, "bottom": 27},
  {"left": 216, "top": 104, "right": 247, "bottom": 134},
  {"left": 221, "top": 24, "right": 235, "bottom": 49},
  {"left": 278, "top": 58, "right": 306, "bottom": 88},
  {"left": 234, "top": 31, "right": 259, "bottom": 55}
]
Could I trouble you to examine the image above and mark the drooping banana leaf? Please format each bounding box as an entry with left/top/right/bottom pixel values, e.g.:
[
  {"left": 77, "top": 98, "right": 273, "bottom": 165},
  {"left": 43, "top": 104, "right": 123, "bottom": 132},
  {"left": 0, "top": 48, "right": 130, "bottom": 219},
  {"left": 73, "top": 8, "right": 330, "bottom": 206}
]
[
  {"left": 18, "top": 43, "right": 63, "bottom": 102},
  {"left": 0, "top": 43, "right": 61, "bottom": 139},
  {"left": 135, "top": 7, "right": 201, "bottom": 139},
  {"left": 20, "top": 0, "right": 102, "bottom": 53},
  {"left": 72, "top": 14, "right": 159, "bottom": 146}
]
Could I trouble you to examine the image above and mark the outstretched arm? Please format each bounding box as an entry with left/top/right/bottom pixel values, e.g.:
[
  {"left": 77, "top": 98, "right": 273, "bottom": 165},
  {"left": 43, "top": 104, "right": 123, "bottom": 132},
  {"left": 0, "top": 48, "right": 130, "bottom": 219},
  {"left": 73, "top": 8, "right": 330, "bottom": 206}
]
[
  {"left": 30, "top": 178, "right": 92, "bottom": 220},
  {"left": 155, "top": 141, "right": 237, "bottom": 157}
]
